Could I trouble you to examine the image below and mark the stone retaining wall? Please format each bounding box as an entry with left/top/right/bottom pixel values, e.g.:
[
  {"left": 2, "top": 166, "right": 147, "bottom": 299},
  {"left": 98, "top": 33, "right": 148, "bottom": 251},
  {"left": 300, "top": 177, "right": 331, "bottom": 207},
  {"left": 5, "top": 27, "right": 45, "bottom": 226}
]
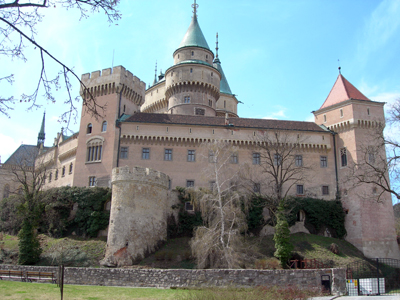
[{"left": 0, "top": 265, "right": 347, "bottom": 295}]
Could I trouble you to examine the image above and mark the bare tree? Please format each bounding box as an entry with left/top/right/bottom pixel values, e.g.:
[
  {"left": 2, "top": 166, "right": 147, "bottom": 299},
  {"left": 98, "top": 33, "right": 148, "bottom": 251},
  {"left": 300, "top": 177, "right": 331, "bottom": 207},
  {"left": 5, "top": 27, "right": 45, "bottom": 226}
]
[
  {"left": 0, "top": 0, "right": 121, "bottom": 126},
  {"left": 189, "top": 141, "right": 249, "bottom": 269},
  {"left": 242, "top": 131, "right": 311, "bottom": 220}
]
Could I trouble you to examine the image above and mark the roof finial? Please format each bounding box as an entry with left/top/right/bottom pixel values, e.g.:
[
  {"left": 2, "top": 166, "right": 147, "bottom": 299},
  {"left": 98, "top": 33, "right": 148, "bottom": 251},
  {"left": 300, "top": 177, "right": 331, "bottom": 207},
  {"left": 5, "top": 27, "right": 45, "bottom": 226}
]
[
  {"left": 216, "top": 32, "right": 219, "bottom": 59},
  {"left": 153, "top": 60, "right": 158, "bottom": 85},
  {"left": 338, "top": 59, "right": 342, "bottom": 75},
  {"left": 192, "top": 0, "right": 198, "bottom": 19},
  {"left": 37, "top": 111, "right": 46, "bottom": 147}
]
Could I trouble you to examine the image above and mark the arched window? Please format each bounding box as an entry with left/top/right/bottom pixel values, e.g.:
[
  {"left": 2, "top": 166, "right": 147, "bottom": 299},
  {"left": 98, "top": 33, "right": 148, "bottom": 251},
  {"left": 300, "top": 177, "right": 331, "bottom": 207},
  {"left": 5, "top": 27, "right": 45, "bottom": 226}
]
[
  {"left": 3, "top": 184, "right": 10, "bottom": 199},
  {"left": 62, "top": 166, "right": 66, "bottom": 177},
  {"left": 102, "top": 121, "right": 107, "bottom": 132},
  {"left": 69, "top": 163, "right": 73, "bottom": 174},
  {"left": 86, "top": 136, "right": 104, "bottom": 163},
  {"left": 87, "top": 123, "right": 92, "bottom": 134}
]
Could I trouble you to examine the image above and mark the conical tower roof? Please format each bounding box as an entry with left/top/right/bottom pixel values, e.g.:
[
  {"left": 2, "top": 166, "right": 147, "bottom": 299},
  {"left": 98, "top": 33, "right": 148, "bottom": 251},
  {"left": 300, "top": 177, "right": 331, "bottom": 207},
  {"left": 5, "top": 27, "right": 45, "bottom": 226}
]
[
  {"left": 320, "top": 74, "right": 370, "bottom": 109},
  {"left": 214, "top": 58, "right": 232, "bottom": 95},
  {"left": 177, "top": 5, "right": 210, "bottom": 51}
]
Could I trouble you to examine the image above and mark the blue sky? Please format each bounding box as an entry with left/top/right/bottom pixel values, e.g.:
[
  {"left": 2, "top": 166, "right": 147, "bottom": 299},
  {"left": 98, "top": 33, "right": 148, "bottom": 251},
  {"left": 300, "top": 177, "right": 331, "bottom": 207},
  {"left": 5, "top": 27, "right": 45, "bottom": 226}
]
[{"left": 1, "top": 0, "right": 400, "bottom": 169}]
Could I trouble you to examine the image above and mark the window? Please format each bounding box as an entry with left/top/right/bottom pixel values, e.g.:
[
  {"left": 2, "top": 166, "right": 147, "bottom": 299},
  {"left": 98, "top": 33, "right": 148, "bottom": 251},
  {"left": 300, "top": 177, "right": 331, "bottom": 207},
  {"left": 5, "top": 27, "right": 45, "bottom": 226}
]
[
  {"left": 187, "top": 150, "right": 195, "bottom": 162},
  {"left": 340, "top": 148, "right": 347, "bottom": 167},
  {"left": 191, "top": 51, "right": 194, "bottom": 56},
  {"left": 209, "top": 150, "right": 216, "bottom": 163},
  {"left": 3, "top": 184, "right": 10, "bottom": 199},
  {"left": 168, "top": 179, "right": 172, "bottom": 190},
  {"left": 323, "top": 114, "right": 327, "bottom": 123},
  {"left": 253, "top": 153, "right": 260, "bottom": 165},
  {"left": 55, "top": 170, "right": 59, "bottom": 180},
  {"left": 322, "top": 185, "right": 329, "bottom": 195},
  {"left": 296, "top": 184, "right": 304, "bottom": 195},
  {"left": 62, "top": 166, "right": 66, "bottom": 177},
  {"left": 89, "top": 176, "right": 96, "bottom": 187},
  {"left": 320, "top": 156, "right": 327, "bottom": 168},
  {"left": 231, "top": 152, "right": 239, "bottom": 164},
  {"left": 120, "top": 147, "right": 128, "bottom": 159},
  {"left": 123, "top": 105, "right": 126, "bottom": 113},
  {"left": 195, "top": 108, "right": 205, "bottom": 115},
  {"left": 102, "top": 121, "right": 107, "bottom": 132},
  {"left": 142, "top": 148, "right": 150, "bottom": 160},
  {"left": 48, "top": 172, "right": 52, "bottom": 183},
  {"left": 224, "top": 100, "right": 226, "bottom": 108},
  {"left": 372, "top": 187, "right": 377, "bottom": 195},
  {"left": 208, "top": 99, "right": 212, "bottom": 106},
  {"left": 253, "top": 183, "right": 261, "bottom": 193},
  {"left": 86, "top": 137, "right": 104, "bottom": 162},
  {"left": 295, "top": 155, "right": 303, "bottom": 167},
  {"left": 274, "top": 154, "right": 282, "bottom": 166},
  {"left": 184, "top": 96, "right": 191, "bottom": 103},
  {"left": 368, "top": 152, "right": 375, "bottom": 164},
  {"left": 87, "top": 123, "right": 92, "bottom": 134},
  {"left": 209, "top": 181, "right": 216, "bottom": 191},
  {"left": 69, "top": 163, "right": 73, "bottom": 174},
  {"left": 190, "top": 68, "right": 193, "bottom": 73},
  {"left": 164, "top": 149, "right": 172, "bottom": 161},
  {"left": 186, "top": 180, "right": 194, "bottom": 188},
  {"left": 340, "top": 109, "right": 343, "bottom": 118},
  {"left": 367, "top": 108, "right": 370, "bottom": 116},
  {"left": 185, "top": 202, "right": 194, "bottom": 211}
]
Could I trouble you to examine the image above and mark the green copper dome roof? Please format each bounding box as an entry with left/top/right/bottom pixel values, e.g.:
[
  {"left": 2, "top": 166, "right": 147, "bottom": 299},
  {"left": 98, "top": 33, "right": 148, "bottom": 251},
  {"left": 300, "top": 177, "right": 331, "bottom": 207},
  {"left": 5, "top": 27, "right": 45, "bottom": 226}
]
[
  {"left": 213, "top": 58, "right": 232, "bottom": 95},
  {"left": 178, "top": 15, "right": 210, "bottom": 51}
]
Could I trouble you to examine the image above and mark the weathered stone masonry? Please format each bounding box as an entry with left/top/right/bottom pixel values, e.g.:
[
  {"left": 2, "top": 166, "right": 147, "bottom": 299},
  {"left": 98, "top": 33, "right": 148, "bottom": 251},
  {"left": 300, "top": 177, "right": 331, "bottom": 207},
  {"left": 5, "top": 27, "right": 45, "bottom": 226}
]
[{"left": 0, "top": 265, "right": 347, "bottom": 295}]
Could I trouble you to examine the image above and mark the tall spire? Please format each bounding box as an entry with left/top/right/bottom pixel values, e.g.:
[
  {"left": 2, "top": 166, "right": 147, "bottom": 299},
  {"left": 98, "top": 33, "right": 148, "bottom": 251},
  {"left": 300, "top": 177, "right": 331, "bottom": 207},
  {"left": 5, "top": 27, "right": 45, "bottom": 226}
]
[
  {"left": 215, "top": 32, "right": 219, "bottom": 59},
  {"left": 153, "top": 61, "right": 158, "bottom": 86},
  {"left": 213, "top": 35, "right": 232, "bottom": 95},
  {"left": 192, "top": 0, "right": 198, "bottom": 19},
  {"left": 37, "top": 111, "right": 45, "bottom": 147}
]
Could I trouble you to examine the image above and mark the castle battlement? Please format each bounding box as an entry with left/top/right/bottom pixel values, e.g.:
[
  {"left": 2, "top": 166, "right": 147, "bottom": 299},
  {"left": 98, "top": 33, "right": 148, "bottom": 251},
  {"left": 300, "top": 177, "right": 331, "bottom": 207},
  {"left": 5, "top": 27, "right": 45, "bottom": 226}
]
[{"left": 112, "top": 166, "right": 169, "bottom": 189}]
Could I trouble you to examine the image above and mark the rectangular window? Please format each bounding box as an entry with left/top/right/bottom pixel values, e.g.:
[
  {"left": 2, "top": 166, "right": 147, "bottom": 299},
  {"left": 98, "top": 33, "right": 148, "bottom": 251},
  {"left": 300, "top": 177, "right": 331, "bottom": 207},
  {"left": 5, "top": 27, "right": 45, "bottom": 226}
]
[
  {"left": 62, "top": 166, "right": 66, "bottom": 177},
  {"left": 87, "top": 145, "right": 102, "bottom": 162},
  {"left": 253, "top": 183, "right": 261, "bottom": 193},
  {"left": 55, "top": 170, "right": 58, "bottom": 180},
  {"left": 209, "top": 181, "right": 216, "bottom": 191},
  {"left": 320, "top": 156, "right": 327, "bottom": 168},
  {"left": 89, "top": 176, "right": 96, "bottom": 187},
  {"left": 340, "top": 109, "right": 343, "bottom": 118},
  {"left": 164, "top": 149, "right": 172, "bottom": 161},
  {"left": 186, "top": 180, "right": 195, "bottom": 188},
  {"left": 295, "top": 155, "right": 303, "bottom": 167},
  {"left": 340, "top": 148, "right": 347, "bottom": 167},
  {"left": 69, "top": 163, "right": 73, "bottom": 174},
  {"left": 185, "top": 202, "right": 194, "bottom": 211},
  {"left": 195, "top": 108, "right": 205, "bottom": 115},
  {"left": 296, "top": 184, "right": 304, "bottom": 195},
  {"left": 323, "top": 114, "right": 327, "bottom": 123},
  {"left": 274, "top": 154, "right": 282, "bottom": 166},
  {"left": 142, "top": 148, "right": 150, "bottom": 160},
  {"left": 368, "top": 153, "right": 375, "bottom": 164},
  {"left": 120, "top": 147, "right": 128, "bottom": 159},
  {"left": 231, "top": 153, "right": 239, "bottom": 164},
  {"left": 253, "top": 153, "right": 260, "bottom": 165},
  {"left": 187, "top": 150, "right": 195, "bottom": 162},
  {"left": 322, "top": 185, "right": 329, "bottom": 195},
  {"left": 208, "top": 150, "right": 216, "bottom": 163},
  {"left": 184, "top": 96, "right": 190, "bottom": 103}
]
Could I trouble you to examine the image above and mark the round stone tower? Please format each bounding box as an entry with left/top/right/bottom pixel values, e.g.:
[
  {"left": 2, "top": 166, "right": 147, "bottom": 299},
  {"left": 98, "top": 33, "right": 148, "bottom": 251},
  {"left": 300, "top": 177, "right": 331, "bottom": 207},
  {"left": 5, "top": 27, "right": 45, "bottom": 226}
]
[{"left": 165, "top": 2, "right": 221, "bottom": 116}]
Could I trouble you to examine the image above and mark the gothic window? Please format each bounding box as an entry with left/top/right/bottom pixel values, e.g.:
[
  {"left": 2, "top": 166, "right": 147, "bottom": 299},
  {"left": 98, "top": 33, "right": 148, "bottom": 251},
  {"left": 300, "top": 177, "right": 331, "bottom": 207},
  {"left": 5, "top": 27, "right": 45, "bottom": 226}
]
[
  {"left": 187, "top": 150, "right": 195, "bottom": 162},
  {"left": 89, "top": 176, "right": 96, "bottom": 187},
  {"left": 87, "top": 123, "right": 92, "bottom": 134},
  {"left": 120, "top": 147, "right": 128, "bottom": 159},
  {"left": 142, "top": 148, "right": 150, "bottom": 160},
  {"left": 253, "top": 153, "right": 260, "bottom": 165},
  {"left": 3, "top": 184, "right": 10, "bottom": 199},
  {"left": 184, "top": 96, "right": 191, "bottom": 103},
  {"left": 86, "top": 136, "right": 104, "bottom": 163},
  {"left": 296, "top": 184, "right": 304, "bottom": 195},
  {"left": 322, "top": 185, "right": 329, "bottom": 195},
  {"left": 340, "top": 148, "right": 347, "bottom": 167},
  {"left": 69, "top": 163, "right": 73, "bottom": 174},
  {"left": 102, "top": 121, "right": 107, "bottom": 132},
  {"left": 186, "top": 180, "right": 195, "bottom": 188},
  {"left": 231, "top": 152, "right": 239, "bottom": 164},
  {"left": 320, "top": 156, "right": 327, "bottom": 168},
  {"left": 164, "top": 149, "right": 172, "bottom": 161},
  {"left": 295, "top": 155, "right": 303, "bottom": 167}
]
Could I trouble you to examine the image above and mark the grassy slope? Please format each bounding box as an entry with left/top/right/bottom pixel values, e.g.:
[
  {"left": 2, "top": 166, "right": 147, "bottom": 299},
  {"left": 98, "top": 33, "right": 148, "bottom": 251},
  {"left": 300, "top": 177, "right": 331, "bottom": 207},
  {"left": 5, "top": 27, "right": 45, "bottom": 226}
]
[{"left": 1, "top": 233, "right": 367, "bottom": 269}]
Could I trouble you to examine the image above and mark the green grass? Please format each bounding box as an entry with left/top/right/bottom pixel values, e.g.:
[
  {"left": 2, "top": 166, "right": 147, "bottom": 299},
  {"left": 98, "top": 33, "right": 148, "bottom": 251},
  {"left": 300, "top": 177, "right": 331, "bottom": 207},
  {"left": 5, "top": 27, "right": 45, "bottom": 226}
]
[{"left": 0, "top": 280, "right": 186, "bottom": 300}]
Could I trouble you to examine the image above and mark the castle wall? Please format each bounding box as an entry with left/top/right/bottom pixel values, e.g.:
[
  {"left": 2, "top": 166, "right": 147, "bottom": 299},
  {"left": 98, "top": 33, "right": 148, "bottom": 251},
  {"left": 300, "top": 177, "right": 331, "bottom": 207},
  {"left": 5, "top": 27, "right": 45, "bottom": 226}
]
[{"left": 101, "top": 166, "right": 170, "bottom": 267}]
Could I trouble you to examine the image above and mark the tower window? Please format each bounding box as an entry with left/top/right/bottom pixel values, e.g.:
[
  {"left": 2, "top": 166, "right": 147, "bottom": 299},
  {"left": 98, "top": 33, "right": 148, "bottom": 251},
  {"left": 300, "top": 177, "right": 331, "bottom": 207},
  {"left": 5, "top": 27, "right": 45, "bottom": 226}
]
[
  {"left": 87, "top": 123, "right": 92, "bottom": 134},
  {"left": 191, "top": 51, "right": 194, "bottom": 56},
  {"left": 120, "top": 147, "right": 128, "bottom": 159},
  {"left": 340, "top": 109, "right": 343, "bottom": 118},
  {"left": 187, "top": 150, "right": 196, "bottom": 162},
  {"left": 123, "top": 105, "right": 126, "bottom": 113},
  {"left": 231, "top": 153, "right": 238, "bottom": 164},
  {"left": 190, "top": 68, "right": 193, "bottom": 73},
  {"left": 209, "top": 99, "right": 212, "bottom": 106},
  {"left": 295, "top": 155, "right": 303, "bottom": 167},
  {"left": 184, "top": 96, "right": 191, "bottom": 103},
  {"left": 164, "top": 149, "right": 172, "bottom": 161},
  {"left": 323, "top": 114, "right": 327, "bottom": 123},
  {"left": 211, "top": 72, "right": 213, "bottom": 77},
  {"left": 367, "top": 108, "right": 370, "bottom": 116},
  {"left": 86, "top": 137, "right": 104, "bottom": 163},
  {"left": 253, "top": 153, "right": 261, "bottom": 165},
  {"left": 224, "top": 101, "right": 226, "bottom": 108},
  {"left": 102, "top": 121, "right": 107, "bottom": 132},
  {"left": 320, "top": 156, "right": 327, "bottom": 168},
  {"left": 195, "top": 108, "right": 205, "bottom": 115},
  {"left": 69, "top": 163, "right": 73, "bottom": 174},
  {"left": 62, "top": 166, "right": 66, "bottom": 177},
  {"left": 142, "top": 148, "right": 150, "bottom": 160},
  {"left": 340, "top": 148, "right": 347, "bottom": 167}
]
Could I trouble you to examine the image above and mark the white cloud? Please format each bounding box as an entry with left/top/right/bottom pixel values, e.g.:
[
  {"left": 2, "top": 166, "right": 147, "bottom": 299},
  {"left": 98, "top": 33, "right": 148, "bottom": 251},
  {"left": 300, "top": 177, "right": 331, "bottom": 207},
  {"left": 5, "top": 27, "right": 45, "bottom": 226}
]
[
  {"left": 0, "top": 133, "right": 23, "bottom": 163},
  {"left": 304, "top": 114, "right": 315, "bottom": 122},
  {"left": 263, "top": 106, "right": 287, "bottom": 120}
]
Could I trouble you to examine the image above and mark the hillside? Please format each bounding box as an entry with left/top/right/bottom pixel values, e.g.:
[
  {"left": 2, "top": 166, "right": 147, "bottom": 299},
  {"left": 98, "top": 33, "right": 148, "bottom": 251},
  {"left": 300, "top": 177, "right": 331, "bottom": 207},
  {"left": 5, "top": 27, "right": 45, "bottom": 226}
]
[{"left": 1, "top": 233, "right": 368, "bottom": 269}]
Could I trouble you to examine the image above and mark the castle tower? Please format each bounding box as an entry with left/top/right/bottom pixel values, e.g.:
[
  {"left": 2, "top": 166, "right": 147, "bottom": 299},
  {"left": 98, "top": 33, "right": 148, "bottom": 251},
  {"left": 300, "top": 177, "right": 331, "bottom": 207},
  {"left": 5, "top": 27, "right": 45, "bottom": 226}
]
[
  {"left": 73, "top": 66, "right": 146, "bottom": 187},
  {"left": 165, "top": 1, "right": 221, "bottom": 116},
  {"left": 313, "top": 73, "right": 400, "bottom": 259},
  {"left": 37, "top": 111, "right": 46, "bottom": 147},
  {"left": 213, "top": 33, "right": 239, "bottom": 117}
]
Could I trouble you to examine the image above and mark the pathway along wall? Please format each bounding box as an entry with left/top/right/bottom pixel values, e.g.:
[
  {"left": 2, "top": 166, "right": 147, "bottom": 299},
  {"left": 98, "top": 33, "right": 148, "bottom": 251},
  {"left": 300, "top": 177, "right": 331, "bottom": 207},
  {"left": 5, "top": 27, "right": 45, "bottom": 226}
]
[
  {"left": 101, "top": 166, "right": 170, "bottom": 267},
  {"left": 0, "top": 265, "right": 347, "bottom": 295}
]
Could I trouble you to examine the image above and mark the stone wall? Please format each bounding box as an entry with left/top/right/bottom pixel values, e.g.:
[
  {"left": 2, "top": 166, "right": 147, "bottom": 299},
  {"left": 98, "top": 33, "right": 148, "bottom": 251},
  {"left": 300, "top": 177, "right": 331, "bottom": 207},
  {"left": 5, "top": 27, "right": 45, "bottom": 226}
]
[{"left": 0, "top": 265, "right": 347, "bottom": 295}]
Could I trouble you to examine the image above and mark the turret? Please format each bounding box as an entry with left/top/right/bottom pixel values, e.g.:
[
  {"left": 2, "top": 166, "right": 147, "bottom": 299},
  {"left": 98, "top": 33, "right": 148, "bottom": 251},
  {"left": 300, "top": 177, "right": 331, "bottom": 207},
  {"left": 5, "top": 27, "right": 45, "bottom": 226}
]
[{"left": 165, "top": 1, "right": 220, "bottom": 116}]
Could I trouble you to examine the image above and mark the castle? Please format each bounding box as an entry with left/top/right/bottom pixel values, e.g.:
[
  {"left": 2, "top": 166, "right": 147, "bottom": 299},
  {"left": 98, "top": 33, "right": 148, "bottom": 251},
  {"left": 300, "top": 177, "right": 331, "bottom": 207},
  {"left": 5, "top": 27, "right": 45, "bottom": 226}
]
[{"left": 1, "top": 2, "right": 399, "bottom": 262}]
